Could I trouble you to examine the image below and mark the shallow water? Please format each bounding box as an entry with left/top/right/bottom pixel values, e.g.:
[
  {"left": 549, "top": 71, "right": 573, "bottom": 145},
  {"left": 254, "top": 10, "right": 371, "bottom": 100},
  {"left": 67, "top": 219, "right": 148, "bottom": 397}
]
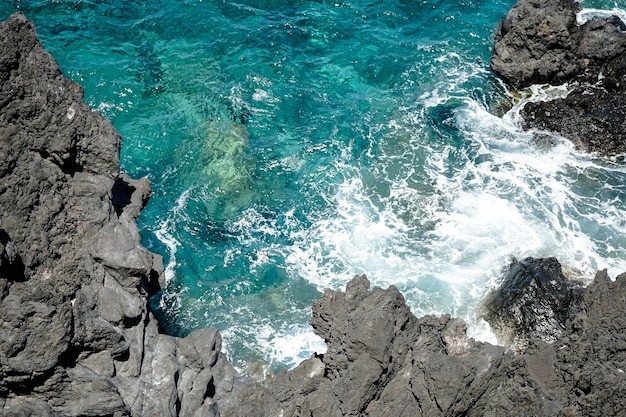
[{"left": 4, "top": 0, "right": 626, "bottom": 374}]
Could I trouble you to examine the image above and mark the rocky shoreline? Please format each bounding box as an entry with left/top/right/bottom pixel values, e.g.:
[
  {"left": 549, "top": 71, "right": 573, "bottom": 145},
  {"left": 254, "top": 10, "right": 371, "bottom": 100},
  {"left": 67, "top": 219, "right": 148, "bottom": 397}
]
[
  {"left": 1, "top": 0, "right": 626, "bottom": 415},
  {"left": 225, "top": 267, "right": 626, "bottom": 416},
  {"left": 0, "top": 13, "right": 239, "bottom": 416},
  {"left": 491, "top": 0, "right": 626, "bottom": 154}
]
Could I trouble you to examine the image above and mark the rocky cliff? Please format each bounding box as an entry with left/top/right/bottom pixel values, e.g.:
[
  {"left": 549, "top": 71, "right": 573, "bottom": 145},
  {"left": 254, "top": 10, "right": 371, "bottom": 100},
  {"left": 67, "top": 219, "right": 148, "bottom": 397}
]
[
  {"left": 2, "top": 3, "right": 626, "bottom": 417},
  {"left": 0, "top": 13, "right": 239, "bottom": 417},
  {"left": 492, "top": 0, "right": 626, "bottom": 154}
]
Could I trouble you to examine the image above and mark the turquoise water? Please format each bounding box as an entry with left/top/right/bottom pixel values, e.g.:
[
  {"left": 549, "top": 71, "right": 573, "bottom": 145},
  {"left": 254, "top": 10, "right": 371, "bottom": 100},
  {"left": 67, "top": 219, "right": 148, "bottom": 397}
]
[{"left": 4, "top": 0, "right": 626, "bottom": 374}]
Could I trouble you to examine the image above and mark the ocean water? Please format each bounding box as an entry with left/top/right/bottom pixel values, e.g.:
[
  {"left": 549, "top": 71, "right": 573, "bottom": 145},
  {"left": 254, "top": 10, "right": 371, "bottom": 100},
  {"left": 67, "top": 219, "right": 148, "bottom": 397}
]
[{"left": 4, "top": 0, "right": 626, "bottom": 374}]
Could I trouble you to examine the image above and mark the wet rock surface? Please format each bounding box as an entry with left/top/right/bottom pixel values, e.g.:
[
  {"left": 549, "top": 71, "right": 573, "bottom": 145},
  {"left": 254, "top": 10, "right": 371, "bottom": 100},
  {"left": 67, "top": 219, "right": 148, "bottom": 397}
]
[
  {"left": 492, "top": 0, "right": 626, "bottom": 154},
  {"left": 480, "top": 257, "right": 585, "bottom": 350},
  {"left": 0, "top": 13, "right": 237, "bottom": 417}
]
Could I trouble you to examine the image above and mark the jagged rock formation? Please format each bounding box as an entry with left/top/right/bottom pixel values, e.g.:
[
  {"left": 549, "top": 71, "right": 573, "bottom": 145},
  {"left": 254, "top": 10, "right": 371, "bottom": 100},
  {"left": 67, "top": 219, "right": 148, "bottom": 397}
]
[
  {"left": 226, "top": 271, "right": 626, "bottom": 417},
  {"left": 492, "top": 0, "right": 626, "bottom": 154},
  {"left": 0, "top": 13, "right": 237, "bottom": 416}
]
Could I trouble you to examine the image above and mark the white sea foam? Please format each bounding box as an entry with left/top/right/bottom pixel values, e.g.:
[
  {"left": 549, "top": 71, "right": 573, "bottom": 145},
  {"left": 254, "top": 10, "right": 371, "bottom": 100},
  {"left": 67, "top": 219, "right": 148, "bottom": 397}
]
[
  {"left": 155, "top": 188, "right": 192, "bottom": 284},
  {"left": 465, "top": 99, "right": 626, "bottom": 276},
  {"left": 285, "top": 174, "right": 416, "bottom": 292},
  {"left": 467, "top": 319, "right": 499, "bottom": 345},
  {"left": 254, "top": 323, "right": 326, "bottom": 369},
  {"left": 577, "top": 7, "right": 626, "bottom": 25},
  {"left": 218, "top": 300, "right": 326, "bottom": 375},
  {"left": 282, "top": 85, "right": 626, "bottom": 348}
]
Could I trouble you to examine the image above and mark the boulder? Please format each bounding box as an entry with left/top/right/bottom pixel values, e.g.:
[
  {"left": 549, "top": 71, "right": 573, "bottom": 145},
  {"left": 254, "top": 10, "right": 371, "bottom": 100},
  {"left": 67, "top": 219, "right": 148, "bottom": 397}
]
[
  {"left": 480, "top": 257, "right": 584, "bottom": 350},
  {"left": 492, "top": 0, "right": 626, "bottom": 154},
  {"left": 492, "top": 0, "right": 626, "bottom": 88},
  {"left": 520, "top": 87, "right": 626, "bottom": 154},
  {"left": 491, "top": 0, "right": 583, "bottom": 87}
]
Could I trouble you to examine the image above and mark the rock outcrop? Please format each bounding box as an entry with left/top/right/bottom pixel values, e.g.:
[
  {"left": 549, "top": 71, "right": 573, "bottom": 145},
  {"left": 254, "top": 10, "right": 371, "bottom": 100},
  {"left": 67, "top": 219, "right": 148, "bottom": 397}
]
[
  {"left": 480, "top": 257, "right": 584, "bottom": 351},
  {"left": 226, "top": 270, "right": 626, "bottom": 417},
  {"left": 492, "top": 0, "right": 626, "bottom": 154},
  {"left": 0, "top": 13, "right": 237, "bottom": 416}
]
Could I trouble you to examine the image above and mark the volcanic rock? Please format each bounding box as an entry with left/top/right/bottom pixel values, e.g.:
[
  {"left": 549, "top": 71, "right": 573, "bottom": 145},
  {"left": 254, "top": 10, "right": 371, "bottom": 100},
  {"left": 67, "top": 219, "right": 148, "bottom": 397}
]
[
  {"left": 225, "top": 271, "right": 626, "bottom": 417},
  {"left": 492, "top": 0, "right": 626, "bottom": 154},
  {"left": 480, "top": 257, "right": 585, "bottom": 350},
  {"left": 0, "top": 12, "right": 236, "bottom": 416}
]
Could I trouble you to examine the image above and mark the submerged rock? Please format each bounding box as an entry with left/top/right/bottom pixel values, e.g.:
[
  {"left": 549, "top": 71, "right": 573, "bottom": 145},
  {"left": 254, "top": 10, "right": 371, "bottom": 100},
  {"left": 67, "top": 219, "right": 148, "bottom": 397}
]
[{"left": 492, "top": 0, "right": 626, "bottom": 154}]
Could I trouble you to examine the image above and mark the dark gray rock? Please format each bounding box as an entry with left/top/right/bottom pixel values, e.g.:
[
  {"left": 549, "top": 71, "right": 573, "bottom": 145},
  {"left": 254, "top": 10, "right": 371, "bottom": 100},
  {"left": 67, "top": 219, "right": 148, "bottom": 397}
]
[
  {"left": 226, "top": 272, "right": 626, "bottom": 417},
  {"left": 118, "top": 324, "right": 236, "bottom": 417},
  {"left": 72, "top": 283, "right": 130, "bottom": 360},
  {"left": 520, "top": 87, "right": 626, "bottom": 154},
  {"left": 492, "top": 0, "right": 626, "bottom": 154},
  {"left": 492, "top": 0, "right": 626, "bottom": 88},
  {"left": 0, "top": 12, "right": 235, "bottom": 417},
  {"left": 480, "top": 257, "right": 584, "bottom": 350},
  {"left": 54, "top": 365, "right": 127, "bottom": 417},
  {"left": 0, "top": 397, "right": 56, "bottom": 417},
  {"left": 0, "top": 283, "right": 72, "bottom": 378},
  {"left": 223, "top": 275, "right": 507, "bottom": 417},
  {"left": 492, "top": 0, "right": 582, "bottom": 87}
]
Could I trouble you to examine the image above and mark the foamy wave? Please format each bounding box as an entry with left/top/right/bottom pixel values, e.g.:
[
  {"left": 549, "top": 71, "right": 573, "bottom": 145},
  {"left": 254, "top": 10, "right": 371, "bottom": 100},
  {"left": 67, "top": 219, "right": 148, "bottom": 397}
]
[
  {"left": 282, "top": 88, "right": 626, "bottom": 347},
  {"left": 577, "top": 7, "right": 626, "bottom": 25},
  {"left": 219, "top": 298, "right": 326, "bottom": 375},
  {"left": 460, "top": 98, "right": 626, "bottom": 278},
  {"left": 155, "top": 188, "right": 192, "bottom": 284},
  {"left": 284, "top": 174, "right": 420, "bottom": 292},
  {"left": 255, "top": 323, "right": 326, "bottom": 370}
]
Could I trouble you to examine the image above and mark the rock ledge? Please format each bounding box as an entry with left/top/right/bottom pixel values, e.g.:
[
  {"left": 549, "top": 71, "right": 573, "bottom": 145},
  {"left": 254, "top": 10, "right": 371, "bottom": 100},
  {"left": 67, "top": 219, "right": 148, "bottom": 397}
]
[{"left": 226, "top": 270, "right": 626, "bottom": 417}]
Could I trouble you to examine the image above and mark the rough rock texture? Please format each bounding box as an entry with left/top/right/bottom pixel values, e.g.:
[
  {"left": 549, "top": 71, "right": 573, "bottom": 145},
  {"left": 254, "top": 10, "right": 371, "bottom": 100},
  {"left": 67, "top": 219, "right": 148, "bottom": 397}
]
[
  {"left": 492, "top": 0, "right": 626, "bottom": 154},
  {"left": 0, "top": 13, "right": 237, "bottom": 416},
  {"left": 520, "top": 88, "right": 626, "bottom": 155},
  {"left": 480, "top": 257, "right": 584, "bottom": 350},
  {"left": 226, "top": 271, "right": 626, "bottom": 417}
]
